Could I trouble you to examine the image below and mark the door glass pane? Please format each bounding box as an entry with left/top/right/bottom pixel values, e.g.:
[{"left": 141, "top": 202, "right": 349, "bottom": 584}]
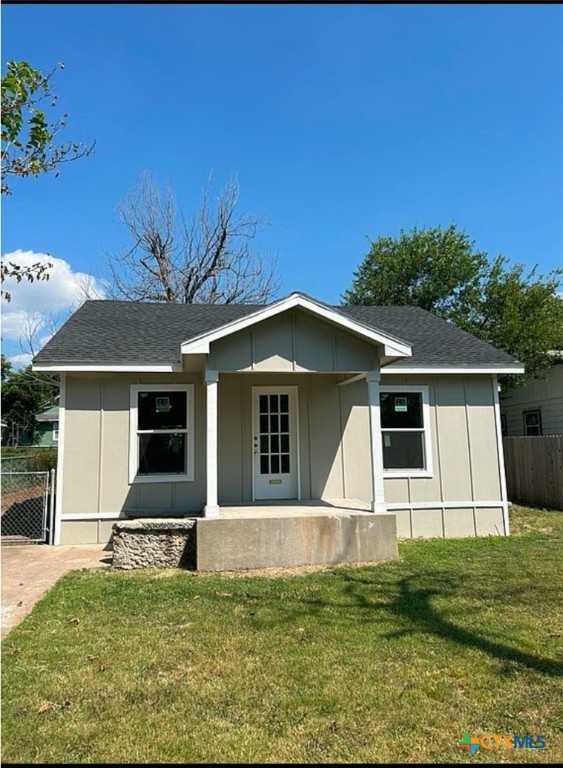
[
  {"left": 382, "top": 431, "right": 424, "bottom": 470},
  {"left": 380, "top": 392, "right": 423, "bottom": 429},
  {"left": 138, "top": 391, "right": 187, "bottom": 430},
  {"left": 256, "top": 391, "right": 292, "bottom": 479},
  {"left": 138, "top": 433, "right": 186, "bottom": 475}
]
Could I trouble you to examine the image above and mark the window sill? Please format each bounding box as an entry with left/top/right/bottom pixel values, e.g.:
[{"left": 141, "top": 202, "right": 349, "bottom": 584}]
[
  {"left": 384, "top": 470, "right": 433, "bottom": 479},
  {"left": 130, "top": 474, "right": 194, "bottom": 485}
]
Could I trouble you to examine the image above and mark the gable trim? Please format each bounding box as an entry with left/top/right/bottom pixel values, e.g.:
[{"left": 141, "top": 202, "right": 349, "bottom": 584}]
[{"left": 180, "top": 293, "right": 412, "bottom": 358}]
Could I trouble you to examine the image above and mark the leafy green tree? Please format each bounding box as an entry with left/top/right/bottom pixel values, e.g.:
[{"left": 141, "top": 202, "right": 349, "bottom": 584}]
[
  {"left": 344, "top": 224, "right": 563, "bottom": 380},
  {"left": 1, "top": 60, "right": 93, "bottom": 194},
  {"left": 1, "top": 356, "right": 59, "bottom": 445},
  {"left": 1, "top": 60, "right": 94, "bottom": 300}
]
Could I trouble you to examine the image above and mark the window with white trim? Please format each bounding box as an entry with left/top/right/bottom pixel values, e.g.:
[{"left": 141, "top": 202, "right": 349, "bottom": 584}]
[
  {"left": 53, "top": 421, "right": 59, "bottom": 442},
  {"left": 523, "top": 409, "right": 542, "bottom": 437},
  {"left": 129, "top": 384, "right": 194, "bottom": 483},
  {"left": 380, "top": 387, "right": 432, "bottom": 476}
]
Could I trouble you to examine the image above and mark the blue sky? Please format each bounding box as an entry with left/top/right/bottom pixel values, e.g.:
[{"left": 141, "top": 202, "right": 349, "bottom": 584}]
[{"left": 2, "top": 4, "right": 562, "bottom": 362}]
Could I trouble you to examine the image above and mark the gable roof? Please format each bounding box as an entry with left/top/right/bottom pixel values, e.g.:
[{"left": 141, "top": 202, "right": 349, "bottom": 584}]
[
  {"left": 32, "top": 295, "right": 524, "bottom": 373},
  {"left": 180, "top": 292, "right": 412, "bottom": 358}
]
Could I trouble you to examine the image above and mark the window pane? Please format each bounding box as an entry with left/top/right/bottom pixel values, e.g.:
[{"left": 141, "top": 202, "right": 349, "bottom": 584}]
[
  {"left": 260, "top": 435, "right": 269, "bottom": 453},
  {"left": 280, "top": 414, "right": 289, "bottom": 433},
  {"left": 269, "top": 394, "right": 279, "bottom": 412},
  {"left": 260, "top": 415, "right": 269, "bottom": 433},
  {"left": 259, "top": 395, "right": 268, "bottom": 414},
  {"left": 270, "top": 414, "right": 279, "bottom": 432},
  {"left": 280, "top": 394, "right": 289, "bottom": 413},
  {"left": 281, "top": 454, "right": 290, "bottom": 473},
  {"left": 380, "top": 392, "right": 422, "bottom": 429},
  {"left": 271, "top": 455, "right": 280, "bottom": 474},
  {"left": 138, "top": 433, "right": 186, "bottom": 475},
  {"left": 260, "top": 455, "right": 269, "bottom": 474},
  {"left": 270, "top": 434, "right": 279, "bottom": 453},
  {"left": 382, "top": 431, "right": 424, "bottom": 470},
  {"left": 280, "top": 434, "right": 289, "bottom": 452},
  {"left": 524, "top": 411, "right": 542, "bottom": 436},
  {"left": 138, "top": 391, "right": 187, "bottom": 430}
]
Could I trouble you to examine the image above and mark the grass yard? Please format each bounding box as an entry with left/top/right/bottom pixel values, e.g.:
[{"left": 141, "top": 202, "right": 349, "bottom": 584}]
[{"left": 2, "top": 505, "right": 562, "bottom": 764}]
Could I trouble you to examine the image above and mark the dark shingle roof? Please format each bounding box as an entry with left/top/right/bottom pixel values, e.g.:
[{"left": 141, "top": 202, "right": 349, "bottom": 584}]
[{"left": 33, "top": 298, "right": 521, "bottom": 369}]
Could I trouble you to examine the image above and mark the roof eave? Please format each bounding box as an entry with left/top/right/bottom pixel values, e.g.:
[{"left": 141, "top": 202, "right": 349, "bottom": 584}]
[{"left": 382, "top": 364, "right": 525, "bottom": 375}]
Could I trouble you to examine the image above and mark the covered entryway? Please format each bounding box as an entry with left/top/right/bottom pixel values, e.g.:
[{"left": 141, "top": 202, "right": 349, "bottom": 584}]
[{"left": 189, "top": 293, "right": 413, "bottom": 517}]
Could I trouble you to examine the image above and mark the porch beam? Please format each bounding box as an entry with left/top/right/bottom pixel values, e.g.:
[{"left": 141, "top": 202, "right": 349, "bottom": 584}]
[
  {"left": 204, "top": 368, "right": 220, "bottom": 517},
  {"left": 366, "top": 369, "right": 386, "bottom": 513},
  {"left": 336, "top": 373, "right": 366, "bottom": 387}
]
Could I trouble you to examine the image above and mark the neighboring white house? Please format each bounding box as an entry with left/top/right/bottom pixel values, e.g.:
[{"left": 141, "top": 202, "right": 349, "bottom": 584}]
[{"left": 500, "top": 354, "right": 563, "bottom": 437}]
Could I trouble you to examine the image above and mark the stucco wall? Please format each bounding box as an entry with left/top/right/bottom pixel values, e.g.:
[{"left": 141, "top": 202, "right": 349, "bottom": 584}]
[{"left": 59, "top": 371, "right": 505, "bottom": 543}]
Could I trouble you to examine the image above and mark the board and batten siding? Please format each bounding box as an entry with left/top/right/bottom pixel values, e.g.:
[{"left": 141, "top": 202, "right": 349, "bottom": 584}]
[
  {"left": 60, "top": 372, "right": 207, "bottom": 544},
  {"left": 59, "top": 371, "right": 505, "bottom": 544},
  {"left": 500, "top": 364, "right": 563, "bottom": 436},
  {"left": 208, "top": 308, "right": 380, "bottom": 373}
]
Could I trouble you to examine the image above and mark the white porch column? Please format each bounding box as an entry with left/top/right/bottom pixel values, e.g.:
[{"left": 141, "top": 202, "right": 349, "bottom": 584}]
[
  {"left": 204, "top": 368, "right": 220, "bottom": 518},
  {"left": 367, "top": 369, "right": 386, "bottom": 513}
]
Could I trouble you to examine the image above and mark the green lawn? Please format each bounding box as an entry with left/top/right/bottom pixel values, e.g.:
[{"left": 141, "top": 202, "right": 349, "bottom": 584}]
[{"left": 2, "top": 505, "right": 562, "bottom": 764}]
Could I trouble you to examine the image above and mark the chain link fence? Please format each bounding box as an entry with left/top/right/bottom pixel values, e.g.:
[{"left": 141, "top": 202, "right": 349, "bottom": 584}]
[
  {"left": 1, "top": 471, "right": 54, "bottom": 543},
  {"left": 1, "top": 454, "right": 42, "bottom": 472}
]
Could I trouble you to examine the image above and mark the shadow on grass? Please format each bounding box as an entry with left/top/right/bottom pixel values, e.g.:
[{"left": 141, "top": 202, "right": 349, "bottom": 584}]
[{"left": 337, "top": 571, "right": 563, "bottom": 678}]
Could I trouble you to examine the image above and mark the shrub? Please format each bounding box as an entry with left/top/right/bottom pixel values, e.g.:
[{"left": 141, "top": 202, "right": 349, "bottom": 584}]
[{"left": 1, "top": 447, "right": 57, "bottom": 471}]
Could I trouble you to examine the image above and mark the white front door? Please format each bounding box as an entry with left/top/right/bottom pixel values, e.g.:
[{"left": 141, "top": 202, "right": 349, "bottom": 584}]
[{"left": 253, "top": 386, "right": 299, "bottom": 500}]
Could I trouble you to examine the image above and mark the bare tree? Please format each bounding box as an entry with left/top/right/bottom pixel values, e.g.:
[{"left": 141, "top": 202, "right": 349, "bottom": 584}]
[{"left": 108, "top": 172, "right": 279, "bottom": 304}]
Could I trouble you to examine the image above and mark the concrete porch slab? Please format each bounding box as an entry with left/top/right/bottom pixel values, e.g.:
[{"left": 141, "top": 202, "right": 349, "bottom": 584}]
[
  {"left": 196, "top": 509, "right": 397, "bottom": 571},
  {"left": 219, "top": 498, "right": 371, "bottom": 518}
]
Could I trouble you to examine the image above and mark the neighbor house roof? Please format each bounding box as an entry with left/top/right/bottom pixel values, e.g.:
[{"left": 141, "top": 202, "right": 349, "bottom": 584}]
[
  {"left": 35, "top": 406, "right": 60, "bottom": 422},
  {"left": 32, "top": 293, "right": 524, "bottom": 373}
]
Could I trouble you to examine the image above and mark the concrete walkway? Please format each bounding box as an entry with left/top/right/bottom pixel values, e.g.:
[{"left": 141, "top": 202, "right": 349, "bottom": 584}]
[{"left": 1, "top": 544, "right": 110, "bottom": 638}]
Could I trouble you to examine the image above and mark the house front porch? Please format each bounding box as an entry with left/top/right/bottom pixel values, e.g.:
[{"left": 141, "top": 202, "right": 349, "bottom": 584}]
[{"left": 112, "top": 501, "right": 398, "bottom": 572}]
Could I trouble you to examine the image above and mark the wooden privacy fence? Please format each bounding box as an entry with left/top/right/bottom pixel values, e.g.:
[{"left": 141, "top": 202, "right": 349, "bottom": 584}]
[{"left": 503, "top": 436, "right": 563, "bottom": 510}]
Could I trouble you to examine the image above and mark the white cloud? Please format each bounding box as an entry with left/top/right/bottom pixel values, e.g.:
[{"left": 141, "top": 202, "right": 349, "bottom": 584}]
[
  {"left": 7, "top": 352, "right": 33, "bottom": 368},
  {"left": 2, "top": 249, "right": 107, "bottom": 363}
]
